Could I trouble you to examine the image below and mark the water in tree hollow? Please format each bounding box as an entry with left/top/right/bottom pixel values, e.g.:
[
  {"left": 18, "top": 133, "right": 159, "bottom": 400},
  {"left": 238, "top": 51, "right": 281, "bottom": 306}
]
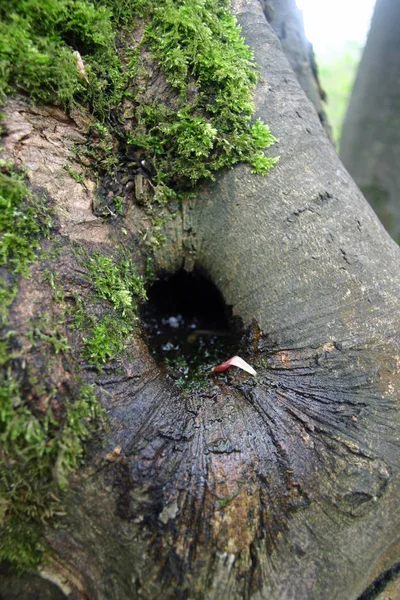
[{"left": 141, "top": 270, "right": 241, "bottom": 389}]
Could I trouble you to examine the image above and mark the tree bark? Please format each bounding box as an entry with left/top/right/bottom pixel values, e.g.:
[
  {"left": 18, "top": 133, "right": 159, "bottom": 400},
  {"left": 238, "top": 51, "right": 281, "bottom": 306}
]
[
  {"left": 261, "top": 0, "right": 333, "bottom": 142},
  {"left": 340, "top": 0, "right": 400, "bottom": 243},
  {"left": 2, "top": 1, "right": 400, "bottom": 599}
]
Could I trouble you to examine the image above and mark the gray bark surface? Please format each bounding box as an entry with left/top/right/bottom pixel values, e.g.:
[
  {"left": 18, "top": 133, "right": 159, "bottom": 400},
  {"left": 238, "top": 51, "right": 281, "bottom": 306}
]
[
  {"left": 2, "top": 1, "right": 400, "bottom": 599},
  {"left": 261, "top": 0, "right": 333, "bottom": 142},
  {"left": 340, "top": 0, "right": 400, "bottom": 243}
]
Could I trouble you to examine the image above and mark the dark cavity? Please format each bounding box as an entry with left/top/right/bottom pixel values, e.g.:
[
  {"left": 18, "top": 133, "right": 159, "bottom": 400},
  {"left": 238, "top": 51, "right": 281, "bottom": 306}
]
[{"left": 141, "top": 270, "right": 241, "bottom": 389}]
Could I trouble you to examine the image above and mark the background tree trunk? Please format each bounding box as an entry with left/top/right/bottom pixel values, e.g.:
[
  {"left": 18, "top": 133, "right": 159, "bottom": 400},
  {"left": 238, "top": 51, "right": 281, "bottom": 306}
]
[
  {"left": 340, "top": 0, "right": 400, "bottom": 243},
  {"left": 2, "top": 1, "right": 400, "bottom": 599}
]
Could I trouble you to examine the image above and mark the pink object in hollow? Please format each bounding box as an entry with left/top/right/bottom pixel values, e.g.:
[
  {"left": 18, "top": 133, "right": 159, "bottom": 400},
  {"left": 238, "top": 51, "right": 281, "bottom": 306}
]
[
  {"left": 212, "top": 355, "right": 257, "bottom": 376},
  {"left": 73, "top": 51, "right": 88, "bottom": 82}
]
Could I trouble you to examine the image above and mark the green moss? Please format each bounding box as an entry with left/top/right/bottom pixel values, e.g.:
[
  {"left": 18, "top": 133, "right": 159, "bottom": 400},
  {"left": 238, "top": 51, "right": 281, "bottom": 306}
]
[
  {"left": 0, "top": 165, "right": 53, "bottom": 320},
  {"left": 128, "top": 0, "right": 278, "bottom": 187},
  {"left": 250, "top": 151, "right": 278, "bottom": 176},
  {"left": 0, "top": 514, "right": 44, "bottom": 574},
  {"left": 54, "top": 384, "right": 103, "bottom": 490},
  {"left": 0, "top": 347, "right": 104, "bottom": 571},
  {"left": 68, "top": 251, "right": 148, "bottom": 368},
  {"left": 1, "top": 0, "right": 278, "bottom": 199},
  {"left": 0, "top": 163, "right": 106, "bottom": 572},
  {"left": 114, "top": 195, "right": 124, "bottom": 216},
  {"left": 29, "top": 323, "right": 70, "bottom": 354},
  {"left": 144, "top": 256, "right": 157, "bottom": 282},
  {"left": 0, "top": 169, "right": 52, "bottom": 273},
  {"left": 167, "top": 354, "right": 212, "bottom": 391},
  {"left": 82, "top": 315, "right": 131, "bottom": 367},
  {"left": 65, "top": 164, "right": 84, "bottom": 183},
  {"left": 0, "top": 0, "right": 122, "bottom": 117},
  {"left": 218, "top": 492, "right": 238, "bottom": 509},
  {"left": 84, "top": 252, "right": 147, "bottom": 316},
  {"left": 42, "top": 269, "right": 66, "bottom": 303}
]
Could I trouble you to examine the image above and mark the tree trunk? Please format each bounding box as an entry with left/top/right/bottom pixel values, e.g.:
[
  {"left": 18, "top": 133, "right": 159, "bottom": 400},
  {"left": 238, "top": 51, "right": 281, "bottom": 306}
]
[
  {"left": 2, "top": 1, "right": 400, "bottom": 599},
  {"left": 261, "top": 0, "right": 333, "bottom": 142},
  {"left": 340, "top": 0, "right": 400, "bottom": 243}
]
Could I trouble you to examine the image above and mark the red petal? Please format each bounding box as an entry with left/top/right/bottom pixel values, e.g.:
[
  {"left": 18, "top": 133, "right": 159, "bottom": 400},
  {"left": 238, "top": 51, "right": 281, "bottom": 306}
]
[{"left": 212, "top": 355, "right": 257, "bottom": 376}]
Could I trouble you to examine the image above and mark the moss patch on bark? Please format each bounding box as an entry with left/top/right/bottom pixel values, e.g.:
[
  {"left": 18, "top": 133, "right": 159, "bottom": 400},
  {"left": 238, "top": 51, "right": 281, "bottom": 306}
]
[
  {"left": 1, "top": 0, "right": 278, "bottom": 197},
  {"left": 0, "top": 164, "right": 106, "bottom": 571}
]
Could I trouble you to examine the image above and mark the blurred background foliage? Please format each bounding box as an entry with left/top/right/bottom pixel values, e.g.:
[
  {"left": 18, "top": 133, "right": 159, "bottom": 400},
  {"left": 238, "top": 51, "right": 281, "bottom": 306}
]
[
  {"left": 299, "top": 0, "right": 400, "bottom": 243},
  {"left": 318, "top": 41, "right": 362, "bottom": 147},
  {"left": 296, "top": 0, "right": 375, "bottom": 147}
]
